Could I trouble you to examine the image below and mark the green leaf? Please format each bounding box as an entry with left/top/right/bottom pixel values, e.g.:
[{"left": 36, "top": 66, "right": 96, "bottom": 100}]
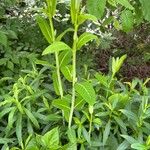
[
  {"left": 119, "top": 109, "right": 138, "bottom": 122},
  {"left": 121, "top": 135, "right": 138, "bottom": 144},
  {"left": 59, "top": 51, "right": 72, "bottom": 68},
  {"left": 71, "top": 0, "right": 81, "bottom": 24},
  {"left": 131, "top": 143, "right": 147, "bottom": 150},
  {"left": 107, "top": 0, "right": 117, "bottom": 7},
  {"left": 78, "top": 13, "right": 97, "bottom": 25},
  {"left": 114, "top": 116, "right": 127, "bottom": 131},
  {"left": 56, "top": 28, "right": 74, "bottom": 41},
  {"left": 42, "top": 41, "right": 71, "bottom": 55},
  {"left": 52, "top": 95, "right": 71, "bottom": 122},
  {"left": 82, "top": 127, "right": 91, "bottom": 144},
  {"left": 87, "top": 0, "right": 106, "bottom": 19},
  {"left": 74, "top": 98, "right": 85, "bottom": 110},
  {"left": 35, "top": 59, "right": 55, "bottom": 68},
  {"left": 7, "top": 61, "right": 14, "bottom": 71},
  {"left": 75, "top": 81, "right": 96, "bottom": 106},
  {"left": 67, "top": 128, "right": 77, "bottom": 143},
  {"left": 0, "top": 137, "right": 14, "bottom": 144},
  {"left": 61, "top": 65, "right": 72, "bottom": 82},
  {"left": 52, "top": 71, "right": 60, "bottom": 95},
  {"left": 41, "top": 127, "right": 59, "bottom": 148},
  {"left": 24, "top": 107, "right": 40, "bottom": 129},
  {"left": 0, "top": 107, "right": 14, "bottom": 119},
  {"left": 116, "top": 0, "right": 134, "bottom": 10},
  {"left": 121, "top": 10, "right": 134, "bottom": 32},
  {"left": 7, "top": 107, "right": 16, "bottom": 130},
  {"left": 0, "top": 58, "right": 8, "bottom": 66},
  {"left": 103, "top": 120, "right": 111, "bottom": 145},
  {"left": 139, "top": 0, "right": 150, "bottom": 21},
  {"left": 113, "top": 18, "right": 121, "bottom": 30},
  {"left": 16, "top": 113, "right": 23, "bottom": 147},
  {"left": 7, "top": 30, "right": 18, "bottom": 39},
  {"left": 117, "top": 140, "right": 130, "bottom": 150},
  {"left": 77, "top": 32, "right": 98, "bottom": 50},
  {"left": 0, "top": 31, "right": 7, "bottom": 47},
  {"left": 46, "top": 0, "right": 57, "bottom": 17},
  {"left": 36, "top": 16, "right": 52, "bottom": 43},
  {"left": 112, "top": 54, "right": 127, "bottom": 77}
]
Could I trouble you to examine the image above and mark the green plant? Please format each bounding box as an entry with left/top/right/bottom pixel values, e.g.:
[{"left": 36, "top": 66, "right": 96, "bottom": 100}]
[{"left": 0, "top": 0, "right": 150, "bottom": 149}]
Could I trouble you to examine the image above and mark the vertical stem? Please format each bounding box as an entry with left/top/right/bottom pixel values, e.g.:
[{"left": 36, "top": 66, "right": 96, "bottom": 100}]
[
  {"left": 49, "top": 17, "right": 63, "bottom": 98},
  {"left": 55, "top": 52, "right": 63, "bottom": 98},
  {"left": 68, "top": 25, "right": 78, "bottom": 128},
  {"left": 89, "top": 113, "right": 93, "bottom": 140}
]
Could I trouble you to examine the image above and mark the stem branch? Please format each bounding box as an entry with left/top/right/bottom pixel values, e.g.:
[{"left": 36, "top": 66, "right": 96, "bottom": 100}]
[{"left": 68, "top": 25, "right": 78, "bottom": 128}]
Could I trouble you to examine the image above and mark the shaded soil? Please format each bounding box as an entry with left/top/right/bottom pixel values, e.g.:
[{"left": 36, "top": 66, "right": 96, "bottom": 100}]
[{"left": 95, "top": 24, "right": 150, "bottom": 83}]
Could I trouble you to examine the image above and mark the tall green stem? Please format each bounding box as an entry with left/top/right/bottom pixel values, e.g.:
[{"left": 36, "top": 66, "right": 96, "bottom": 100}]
[
  {"left": 49, "top": 17, "right": 63, "bottom": 98},
  {"left": 89, "top": 113, "right": 93, "bottom": 140},
  {"left": 68, "top": 25, "right": 78, "bottom": 128}
]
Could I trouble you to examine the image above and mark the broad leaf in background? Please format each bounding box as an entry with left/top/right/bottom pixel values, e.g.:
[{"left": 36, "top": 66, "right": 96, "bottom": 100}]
[
  {"left": 139, "top": 0, "right": 150, "bottom": 21},
  {"left": 42, "top": 42, "right": 71, "bottom": 55},
  {"left": 107, "top": 0, "right": 117, "bottom": 7},
  {"left": 75, "top": 81, "right": 96, "bottom": 106},
  {"left": 77, "top": 32, "right": 98, "bottom": 50},
  {"left": 0, "top": 31, "right": 7, "bottom": 47},
  {"left": 36, "top": 16, "right": 52, "bottom": 44},
  {"left": 116, "top": 0, "right": 134, "bottom": 10},
  {"left": 78, "top": 13, "right": 97, "bottom": 25},
  {"left": 87, "top": 0, "right": 106, "bottom": 19},
  {"left": 121, "top": 10, "right": 134, "bottom": 32}
]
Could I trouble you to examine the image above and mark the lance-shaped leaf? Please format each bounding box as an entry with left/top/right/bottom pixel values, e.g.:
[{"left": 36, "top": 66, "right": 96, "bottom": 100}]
[
  {"left": 131, "top": 143, "right": 147, "bottom": 150},
  {"left": 24, "top": 107, "right": 40, "bottom": 129},
  {"left": 77, "top": 32, "right": 98, "bottom": 50},
  {"left": 87, "top": 0, "right": 106, "bottom": 19},
  {"left": 52, "top": 95, "right": 71, "bottom": 122},
  {"left": 112, "top": 54, "right": 127, "bottom": 77},
  {"left": 116, "top": 0, "right": 134, "bottom": 10},
  {"left": 71, "top": 0, "right": 81, "bottom": 24},
  {"left": 46, "top": 0, "right": 57, "bottom": 17},
  {"left": 103, "top": 120, "right": 111, "bottom": 145},
  {"left": 16, "top": 113, "right": 23, "bottom": 146},
  {"left": 78, "top": 13, "right": 98, "bottom": 25},
  {"left": 56, "top": 28, "right": 74, "bottom": 41},
  {"left": 121, "top": 10, "right": 134, "bottom": 32},
  {"left": 61, "top": 65, "right": 72, "bottom": 82},
  {"left": 75, "top": 81, "right": 96, "bottom": 106},
  {"left": 42, "top": 42, "right": 71, "bottom": 55},
  {"left": 52, "top": 71, "right": 60, "bottom": 95},
  {"left": 36, "top": 16, "right": 52, "bottom": 43},
  {"left": 59, "top": 51, "right": 72, "bottom": 68}
]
